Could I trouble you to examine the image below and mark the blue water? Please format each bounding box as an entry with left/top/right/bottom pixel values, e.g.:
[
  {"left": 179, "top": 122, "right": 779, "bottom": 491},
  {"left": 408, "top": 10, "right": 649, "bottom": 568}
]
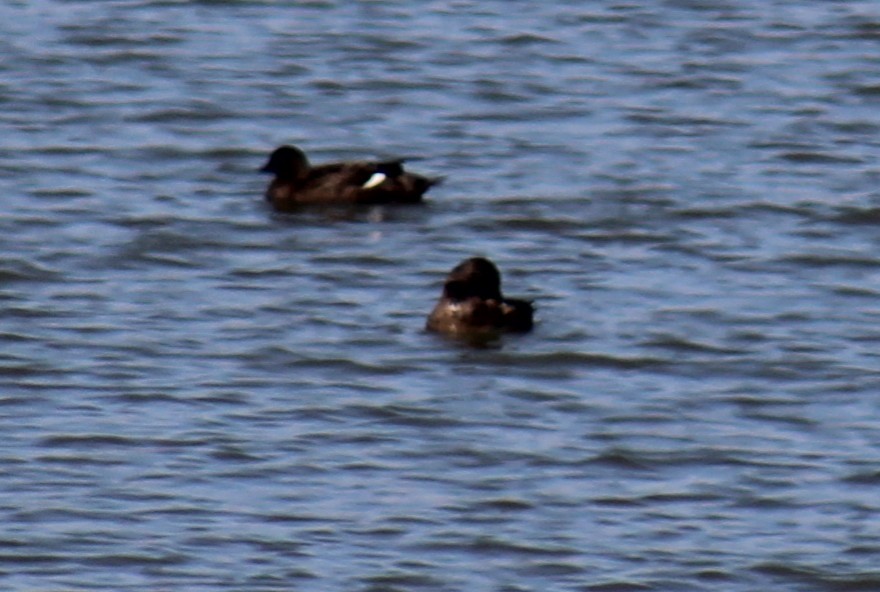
[{"left": 2, "top": 1, "right": 880, "bottom": 590}]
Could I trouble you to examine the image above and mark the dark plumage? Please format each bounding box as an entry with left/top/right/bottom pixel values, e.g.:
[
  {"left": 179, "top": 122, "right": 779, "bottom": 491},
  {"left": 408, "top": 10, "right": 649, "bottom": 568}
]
[
  {"left": 259, "top": 145, "right": 439, "bottom": 210},
  {"left": 427, "top": 257, "right": 534, "bottom": 338}
]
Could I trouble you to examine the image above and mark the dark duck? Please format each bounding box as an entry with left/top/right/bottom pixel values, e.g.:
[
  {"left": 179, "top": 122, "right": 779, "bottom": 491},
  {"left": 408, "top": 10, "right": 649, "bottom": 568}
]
[
  {"left": 427, "top": 257, "right": 534, "bottom": 338},
  {"left": 260, "top": 144, "right": 439, "bottom": 210}
]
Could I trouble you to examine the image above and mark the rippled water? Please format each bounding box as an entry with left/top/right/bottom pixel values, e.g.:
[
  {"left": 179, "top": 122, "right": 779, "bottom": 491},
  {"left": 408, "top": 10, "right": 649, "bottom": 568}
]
[{"left": 2, "top": 1, "right": 880, "bottom": 590}]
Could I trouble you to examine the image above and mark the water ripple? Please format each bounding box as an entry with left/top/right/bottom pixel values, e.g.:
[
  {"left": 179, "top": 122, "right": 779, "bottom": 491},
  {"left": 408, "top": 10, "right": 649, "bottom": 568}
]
[{"left": 1, "top": 1, "right": 879, "bottom": 590}]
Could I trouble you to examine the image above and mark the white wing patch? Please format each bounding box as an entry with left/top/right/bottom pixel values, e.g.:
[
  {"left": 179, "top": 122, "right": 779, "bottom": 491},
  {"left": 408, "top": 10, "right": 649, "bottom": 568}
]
[{"left": 362, "top": 172, "right": 387, "bottom": 189}]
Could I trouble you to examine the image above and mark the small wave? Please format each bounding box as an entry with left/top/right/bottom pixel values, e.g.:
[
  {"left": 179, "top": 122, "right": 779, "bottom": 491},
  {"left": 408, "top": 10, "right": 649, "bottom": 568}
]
[
  {"left": 130, "top": 103, "right": 236, "bottom": 123},
  {"left": 488, "top": 351, "right": 666, "bottom": 370},
  {"left": 497, "top": 33, "right": 558, "bottom": 46},
  {"left": 852, "top": 83, "right": 880, "bottom": 97},
  {"left": 749, "top": 561, "right": 880, "bottom": 589},
  {"left": 38, "top": 434, "right": 144, "bottom": 448},
  {"left": 0, "top": 259, "right": 60, "bottom": 282},
  {"left": 416, "top": 535, "right": 578, "bottom": 558},
  {"left": 779, "top": 253, "right": 880, "bottom": 269},
  {"left": 778, "top": 151, "right": 864, "bottom": 164},
  {"left": 360, "top": 571, "right": 446, "bottom": 589},
  {"left": 82, "top": 551, "right": 189, "bottom": 567},
  {"left": 582, "top": 581, "right": 654, "bottom": 591},
  {"left": 0, "top": 551, "right": 64, "bottom": 565},
  {"left": 349, "top": 403, "right": 463, "bottom": 428},
  {"left": 832, "top": 206, "right": 880, "bottom": 225},
  {"left": 642, "top": 334, "right": 747, "bottom": 355}
]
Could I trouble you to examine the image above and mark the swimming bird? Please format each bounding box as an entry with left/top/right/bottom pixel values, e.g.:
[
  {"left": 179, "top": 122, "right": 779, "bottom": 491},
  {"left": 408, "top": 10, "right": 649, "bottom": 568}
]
[
  {"left": 427, "top": 257, "right": 534, "bottom": 338},
  {"left": 259, "top": 144, "right": 439, "bottom": 210}
]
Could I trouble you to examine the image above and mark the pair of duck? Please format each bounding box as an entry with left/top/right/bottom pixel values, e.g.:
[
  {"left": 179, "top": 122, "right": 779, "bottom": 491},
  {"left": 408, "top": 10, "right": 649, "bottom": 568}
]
[{"left": 261, "top": 145, "right": 534, "bottom": 339}]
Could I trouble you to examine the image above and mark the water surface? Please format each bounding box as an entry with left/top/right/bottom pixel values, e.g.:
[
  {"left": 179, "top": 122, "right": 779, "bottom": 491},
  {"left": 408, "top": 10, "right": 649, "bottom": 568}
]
[{"left": 2, "top": 1, "right": 880, "bottom": 590}]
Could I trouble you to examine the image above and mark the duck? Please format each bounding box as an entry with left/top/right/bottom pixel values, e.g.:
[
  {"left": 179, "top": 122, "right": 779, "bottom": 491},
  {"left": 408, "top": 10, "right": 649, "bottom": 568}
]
[
  {"left": 427, "top": 257, "right": 534, "bottom": 338},
  {"left": 259, "top": 144, "right": 439, "bottom": 210}
]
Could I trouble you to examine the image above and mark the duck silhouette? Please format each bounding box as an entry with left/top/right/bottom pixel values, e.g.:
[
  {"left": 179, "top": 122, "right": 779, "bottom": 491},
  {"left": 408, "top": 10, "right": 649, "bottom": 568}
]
[
  {"left": 427, "top": 257, "right": 534, "bottom": 338},
  {"left": 260, "top": 145, "right": 439, "bottom": 210}
]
